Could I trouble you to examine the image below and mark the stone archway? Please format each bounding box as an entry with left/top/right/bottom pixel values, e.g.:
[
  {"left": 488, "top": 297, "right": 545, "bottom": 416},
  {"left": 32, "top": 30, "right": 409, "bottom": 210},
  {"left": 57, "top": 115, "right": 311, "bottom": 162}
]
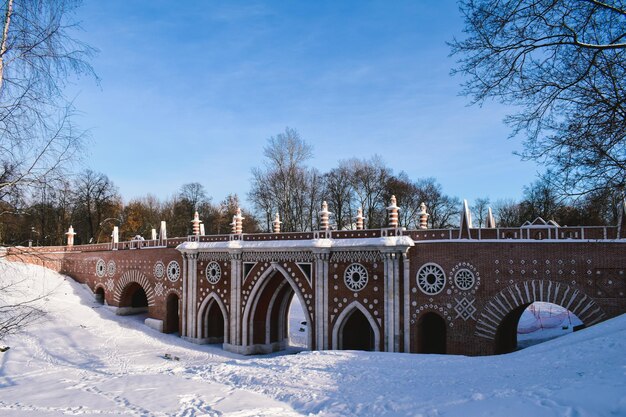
[
  {"left": 116, "top": 282, "right": 149, "bottom": 315},
  {"left": 113, "top": 270, "right": 155, "bottom": 316},
  {"left": 241, "top": 263, "right": 313, "bottom": 354},
  {"left": 164, "top": 292, "right": 180, "bottom": 334},
  {"left": 94, "top": 286, "right": 105, "bottom": 304},
  {"left": 332, "top": 301, "right": 380, "bottom": 351},
  {"left": 475, "top": 280, "right": 606, "bottom": 354},
  {"left": 417, "top": 312, "right": 446, "bottom": 354},
  {"left": 197, "top": 293, "right": 229, "bottom": 344}
]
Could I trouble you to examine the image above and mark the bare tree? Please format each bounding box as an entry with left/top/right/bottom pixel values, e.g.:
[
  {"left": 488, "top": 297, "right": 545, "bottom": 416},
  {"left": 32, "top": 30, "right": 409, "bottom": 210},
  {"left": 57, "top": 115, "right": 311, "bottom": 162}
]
[
  {"left": 0, "top": 0, "right": 96, "bottom": 200},
  {"left": 494, "top": 199, "right": 525, "bottom": 227},
  {"left": 414, "top": 178, "right": 460, "bottom": 229},
  {"left": 521, "top": 178, "right": 564, "bottom": 221},
  {"left": 0, "top": 268, "right": 46, "bottom": 341},
  {"left": 71, "top": 170, "right": 121, "bottom": 243},
  {"left": 346, "top": 156, "right": 391, "bottom": 229},
  {"left": 472, "top": 197, "right": 491, "bottom": 228},
  {"left": 384, "top": 172, "right": 422, "bottom": 229},
  {"left": 249, "top": 128, "right": 316, "bottom": 232},
  {"left": 322, "top": 164, "right": 355, "bottom": 230},
  {"left": 451, "top": 0, "right": 626, "bottom": 198},
  {"left": 179, "top": 183, "right": 209, "bottom": 213}
]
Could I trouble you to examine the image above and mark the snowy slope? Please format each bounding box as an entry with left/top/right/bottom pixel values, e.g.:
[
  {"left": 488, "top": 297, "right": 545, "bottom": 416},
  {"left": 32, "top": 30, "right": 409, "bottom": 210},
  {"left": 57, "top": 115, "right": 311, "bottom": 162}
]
[{"left": 1, "top": 260, "right": 625, "bottom": 417}]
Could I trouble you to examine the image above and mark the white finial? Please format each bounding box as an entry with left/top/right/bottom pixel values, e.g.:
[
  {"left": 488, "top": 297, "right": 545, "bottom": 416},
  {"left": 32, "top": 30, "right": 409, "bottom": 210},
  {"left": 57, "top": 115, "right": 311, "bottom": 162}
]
[
  {"left": 191, "top": 211, "right": 202, "bottom": 235},
  {"left": 65, "top": 225, "right": 76, "bottom": 246},
  {"left": 387, "top": 195, "right": 399, "bottom": 228},
  {"left": 319, "top": 201, "right": 331, "bottom": 231},
  {"left": 418, "top": 202, "right": 429, "bottom": 229},
  {"left": 273, "top": 212, "right": 282, "bottom": 233},
  {"left": 356, "top": 208, "right": 364, "bottom": 230},
  {"left": 234, "top": 208, "right": 245, "bottom": 234}
]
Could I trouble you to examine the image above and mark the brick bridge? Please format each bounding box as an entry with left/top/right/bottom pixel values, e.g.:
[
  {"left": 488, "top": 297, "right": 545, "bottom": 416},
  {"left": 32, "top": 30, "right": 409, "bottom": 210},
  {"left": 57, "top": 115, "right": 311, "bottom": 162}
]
[{"left": 7, "top": 200, "right": 626, "bottom": 355}]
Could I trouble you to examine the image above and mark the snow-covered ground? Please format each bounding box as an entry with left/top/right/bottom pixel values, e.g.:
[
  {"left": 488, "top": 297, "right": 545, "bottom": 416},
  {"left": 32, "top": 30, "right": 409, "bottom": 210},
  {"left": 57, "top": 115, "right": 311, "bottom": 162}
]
[
  {"left": 517, "top": 302, "right": 584, "bottom": 348},
  {"left": 1, "top": 260, "right": 625, "bottom": 417}
]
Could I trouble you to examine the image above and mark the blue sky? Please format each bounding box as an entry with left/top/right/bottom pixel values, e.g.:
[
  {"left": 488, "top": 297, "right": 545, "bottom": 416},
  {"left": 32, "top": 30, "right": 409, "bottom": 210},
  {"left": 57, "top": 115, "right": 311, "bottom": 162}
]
[{"left": 68, "top": 1, "right": 540, "bottom": 206}]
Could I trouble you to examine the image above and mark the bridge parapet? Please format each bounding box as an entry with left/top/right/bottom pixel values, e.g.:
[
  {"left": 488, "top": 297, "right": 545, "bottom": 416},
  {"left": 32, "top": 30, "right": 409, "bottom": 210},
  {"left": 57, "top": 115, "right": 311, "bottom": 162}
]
[{"left": 410, "top": 225, "right": 617, "bottom": 242}]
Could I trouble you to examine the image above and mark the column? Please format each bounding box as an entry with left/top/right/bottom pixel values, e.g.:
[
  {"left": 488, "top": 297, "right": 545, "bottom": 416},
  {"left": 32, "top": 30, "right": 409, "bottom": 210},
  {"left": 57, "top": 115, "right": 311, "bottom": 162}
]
[
  {"left": 181, "top": 253, "right": 188, "bottom": 337},
  {"left": 188, "top": 253, "right": 198, "bottom": 338},
  {"left": 393, "top": 252, "right": 401, "bottom": 352},
  {"left": 313, "top": 250, "right": 330, "bottom": 350},
  {"left": 322, "top": 252, "right": 330, "bottom": 349},
  {"left": 383, "top": 252, "right": 395, "bottom": 352},
  {"left": 230, "top": 251, "right": 243, "bottom": 346},
  {"left": 403, "top": 250, "right": 411, "bottom": 352}
]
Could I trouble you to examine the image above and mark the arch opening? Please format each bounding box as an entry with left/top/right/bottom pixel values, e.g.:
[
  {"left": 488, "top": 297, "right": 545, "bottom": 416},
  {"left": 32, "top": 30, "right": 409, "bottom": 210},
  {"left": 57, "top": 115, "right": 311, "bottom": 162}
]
[
  {"left": 94, "top": 287, "right": 105, "bottom": 305},
  {"left": 203, "top": 299, "right": 225, "bottom": 343},
  {"left": 417, "top": 312, "right": 446, "bottom": 354},
  {"left": 496, "top": 301, "right": 584, "bottom": 354},
  {"left": 164, "top": 293, "right": 180, "bottom": 334},
  {"left": 288, "top": 296, "right": 309, "bottom": 348},
  {"left": 242, "top": 266, "right": 313, "bottom": 355},
  {"left": 339, "top": 308, "right": 375, "bottom": 351},
  {"left": 117, "top": 282, "right": 149, "bottom": 316}
]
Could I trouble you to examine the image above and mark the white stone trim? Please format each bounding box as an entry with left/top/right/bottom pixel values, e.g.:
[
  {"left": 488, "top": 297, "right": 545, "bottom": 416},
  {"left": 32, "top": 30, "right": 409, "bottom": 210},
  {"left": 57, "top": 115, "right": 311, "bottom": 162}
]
[
  {"left": 332, "top": 301, "right": 380, "bottom": 351},
  {"left": 403, "top": 252, "right": 410, "bottom": 352}
]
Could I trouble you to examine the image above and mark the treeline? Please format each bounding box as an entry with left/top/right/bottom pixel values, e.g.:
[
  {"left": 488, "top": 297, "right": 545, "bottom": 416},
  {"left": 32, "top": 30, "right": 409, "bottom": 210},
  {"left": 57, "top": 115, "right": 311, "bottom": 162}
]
[
  {"left": 249, "top": 128, "right": 619, "bottom": 232},
  {"left": 249, "top": 129, "right": 462, "bottom": 231},
  {"left": 0, "top": 171, "right": 258, "bottom": 246},
  {"left": 0, "top": 128, "right": 620, "bottom": 246}
]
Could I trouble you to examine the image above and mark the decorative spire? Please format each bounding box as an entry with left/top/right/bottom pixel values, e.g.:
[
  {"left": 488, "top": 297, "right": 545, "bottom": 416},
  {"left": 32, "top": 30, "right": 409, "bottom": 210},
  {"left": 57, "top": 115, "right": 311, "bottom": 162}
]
[
  {"left": 65, "top": 225, "right": 76, "bottom": 247},
  {"left": 112, "top": 226, "right": 119, "bottom": 244},
  {"left": 356, "top": 207, "right": 364, "bottom": 230},
  {"left": 234, "top": 208, "right": 245, "bottom": 234},
  {"left": 486, "top": 207, "right": 496, "bottom": 228},
  {"left": 160, "top": 221, "right": 167, "bottom": 241},
  {"left": 191, "top": 211, "right": 202, "bottom": 235},
  {"left": 418, "top": 202, "right": 429, "bottom": 230},
  {"left": 319, "top": 201, "right": 330, "bottom": 231},
  {"left": 387, "top": 195, "right": 399, "bottom": 228},
  {"left": 459, "top": 199, "right": 473, "bottom": 239},
  {"left": 273, "top": 212, "right": 282, "bottom": 233}
]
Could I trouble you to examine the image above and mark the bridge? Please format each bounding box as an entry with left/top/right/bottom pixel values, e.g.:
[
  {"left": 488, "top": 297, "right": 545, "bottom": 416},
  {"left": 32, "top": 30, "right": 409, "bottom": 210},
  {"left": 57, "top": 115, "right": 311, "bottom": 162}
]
[{"left": 7, "top": 199, "right": 626, "bottom": 355}]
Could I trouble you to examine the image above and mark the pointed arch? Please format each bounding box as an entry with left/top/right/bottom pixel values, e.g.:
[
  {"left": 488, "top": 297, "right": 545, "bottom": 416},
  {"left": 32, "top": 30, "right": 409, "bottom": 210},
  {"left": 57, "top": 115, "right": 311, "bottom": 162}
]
[
  {"left": 197, "top": 292, "right": 229, "bottom": 343},
  {"left": 332, "top": 301, "right": 380, "bottom": 351},
  {"left": 475, "top": 280, "right": 606, "bottom": 341},
  {"left": 242, "top": 262, "right": 313, "bottom": 352}
]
